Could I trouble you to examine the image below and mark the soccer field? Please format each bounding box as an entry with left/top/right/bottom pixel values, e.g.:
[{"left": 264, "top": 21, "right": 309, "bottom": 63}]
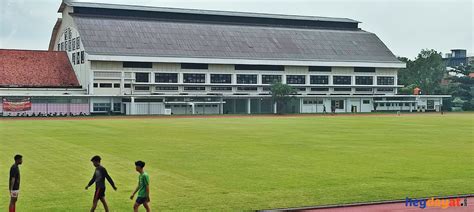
[{"left": 0, "top": 113, "right": 473, "bottom": 211}]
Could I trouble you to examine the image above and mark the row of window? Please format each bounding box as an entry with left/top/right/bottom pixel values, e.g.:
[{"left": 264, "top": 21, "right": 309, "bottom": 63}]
[
  {"left": 134, "top": 86, "right": 394, "bottom": 93},
  {"left": 93, "top": 83, "right": 132, "bottom": 88},
  {"left": 303, "top": 100, "right": 371, "bottom": 105},
  {"left": 93, "top": 103, "right": 121, "bottom": 112},
  {"left": 72, "top": 51, "right": 85, "bottom": 65},
  {"left": 377, "top": 103, "right": 416, "bottom": 107},
  {"left": 123, "top": 62, "right": 381, "bottom": 73},
  {"left": 58, "top": 37, "right": 81, "bottom": 52},
  {"left": 135, "top": 73, "right": 395, "bottom": 85},
  {"left": 93, "top": 82, "right": 395, "bottom": 93}
]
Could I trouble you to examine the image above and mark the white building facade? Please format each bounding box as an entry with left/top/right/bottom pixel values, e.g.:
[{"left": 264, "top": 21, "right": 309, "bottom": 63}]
[{"left": 47, "top": 1, "right": 448, "bottom": 115}]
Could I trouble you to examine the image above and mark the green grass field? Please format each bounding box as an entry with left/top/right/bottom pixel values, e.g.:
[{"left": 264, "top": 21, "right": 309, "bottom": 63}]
[{"left": 0, "top": 113, "right": 473, "bottom": 211}]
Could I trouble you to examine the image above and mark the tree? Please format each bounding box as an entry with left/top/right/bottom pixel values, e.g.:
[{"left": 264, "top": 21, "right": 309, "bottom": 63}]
[
  {"left": 397, "top": 49, "right": 445, "bottom": 94},
  {"left": 444, "top": 60, "right": 474, "bottom": 111},
  {"left": 270, "top": 82, "right": 297, "bottom": 114}
]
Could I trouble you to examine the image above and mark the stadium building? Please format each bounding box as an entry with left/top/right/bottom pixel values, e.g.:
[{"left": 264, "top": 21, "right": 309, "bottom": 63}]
[{"left": 1, "top": 0, "right": 449, "bottom": 116}]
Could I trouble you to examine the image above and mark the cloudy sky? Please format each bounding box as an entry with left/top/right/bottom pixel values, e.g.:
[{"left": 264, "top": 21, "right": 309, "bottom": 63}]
[{"left": 0, "top": 0, "right": 472, "bottom": 59}]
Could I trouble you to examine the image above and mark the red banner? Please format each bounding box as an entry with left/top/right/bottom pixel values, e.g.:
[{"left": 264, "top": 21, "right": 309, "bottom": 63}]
[{"left": 2, "top": 98, "right": 32, "bottom": 112}]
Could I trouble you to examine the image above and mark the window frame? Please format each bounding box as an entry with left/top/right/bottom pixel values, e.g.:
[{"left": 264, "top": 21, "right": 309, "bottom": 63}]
[
  {"left": 210, "top": 74, "right": 232, "bottom": 84},
  {"left": 286, "top": 75, "right": 306, "bottom": 85},
  {"left": 135, "top": 73, "right": 150, "bottom": 83},
  {"left": 183, "top": 73, "right": 206, "bottom": 84},
  {"left": 333, "top": 76, "right": 352, "bottom": 85}
]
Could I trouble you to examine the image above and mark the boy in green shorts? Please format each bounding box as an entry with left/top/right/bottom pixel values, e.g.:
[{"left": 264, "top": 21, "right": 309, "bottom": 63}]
[{"left": 130, "top": 161, "right": 150, "bottom": 212}]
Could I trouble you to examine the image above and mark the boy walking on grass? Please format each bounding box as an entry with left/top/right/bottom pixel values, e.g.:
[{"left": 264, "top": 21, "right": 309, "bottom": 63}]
[
  {"left": 130, "top": 160, "right": 151, "bottom": 212},
  {"left": 85, "top": 155, "right": 117, "bottom": 212}
]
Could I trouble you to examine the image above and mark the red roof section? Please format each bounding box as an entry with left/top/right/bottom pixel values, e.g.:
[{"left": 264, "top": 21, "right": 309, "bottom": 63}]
[{"left": 0, "top": 49, "right": 80, "bottom": 88}]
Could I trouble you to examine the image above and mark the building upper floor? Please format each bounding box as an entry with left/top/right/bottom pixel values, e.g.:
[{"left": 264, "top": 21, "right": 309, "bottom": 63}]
[{"left": 90, "top": 61, "right": 400, "bottom": 96}]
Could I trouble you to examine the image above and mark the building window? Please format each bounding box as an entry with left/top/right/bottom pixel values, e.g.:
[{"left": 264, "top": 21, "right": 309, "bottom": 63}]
[
  {"left": 363, "top": 100, "right": 371, "bottom": 104},
  {"left": 210, "top": 74, "right": 231, "bottom": 84},
  {"left": 68, "top": 29, "right": 72, "bottom": 41},
  {"left": 310, "top": 75, "right": 329, "bottom": 84},
  {"left": 124, "top": 84, "right": 131, "bottom": 88},
  {"left": 76, "top": 37, "right": 80, "bottom": 49},
  {"left": 155, "top": 73, "right": 178, "bottom": 83},
  {"left": 334, "top": 88, "right": 352, "bottom": 92},
  {"left": 72, "top": 53, "right": 76, "bottom": 65},
  {"left": 286, "top": 75, "right": 306, "bottom": 84},
  {"left": 76, "top": 52, "right": 80, "bottom": 64},
  {"left": 331, "top": 100, "right": 344, "bottom": 109},
  {"left": 68, "top": 40, "right": 71, "bottom": 52},
  {"left": 93, "top": 103, "right": 111, "bottom": 112},
  {"left": 377, "top": 76, "right": 395, "bottom": 85},
  {"left": 333, "top": 76, "right": 352, "bottom": 85},
  {"left": 211, "top": 87, "right": 232, "bottom": 91},
  {"left": 183, "top": 73, "right": 206, "bottom": 83},
  {"left": 113, "top": 103, "right": 121, "bottom": 112},
  {"left": 309, "top": 66, "right": 331, "bottom": 72},
  {"left": 262, "top": 75, "right": 282, "bottom": 84},
  {"left": 57, "top": 44, "right": 60, "bottom": 51},
  {"left": 135, "top": 73, "right": 150, "bottom": 83},
  {"left": 72, "top": 38, "right": 76, "bottom": 51},
  {"left": 100, "top": 83, "right": 112, "bottom": 88},
  {"left": 181, "top": 63, "right": 208, "bottom": 70},
  {"left": 237, "top": 87, "right": 258, "bottom": 91},
  {"left": 235, "top": 65, "right": 284, "bottom": 71},
  {"left": 81, "top": 51, "right": 84, "bottom": 64},
  {"left": 123, "top": 62, "right": 152, "bottom": 68},
  {"left": 93, "top": 83, "right": 99, "bottom": 88},
  {"left": 184, "top": 87, "right": 206, "bottom": 91},
  {"left": 237, "top": 74, "right": 257, "bottom": 84},
  {"left": 355, "top": 76, "right": 373, "bottom": 85},
  {"left": 377, "top": 88, "right": 394, "bottom": 92},
  {"left": 113, "top": 83, "right": 121, "bottom": 88},
  {"left": 354, "top": 67, "right": 376, "bottom": 72},
  {"left": 355, "top": 88, "right": 373, "bottom": 92},
  {"left": 296, "top": 87, "right": 307, "bottom": 92},
  {"left": 135, "top": 86, "right": 150, "bottom": 91},
  {"left": 156, "top": 86, "right": 179, "bottom": 91},
  {"left": 311, "top": 88, "right": 329, "bottom": 92}
]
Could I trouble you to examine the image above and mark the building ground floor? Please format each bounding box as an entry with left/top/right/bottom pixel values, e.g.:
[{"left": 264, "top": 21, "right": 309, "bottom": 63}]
[{"left": 0, "top": 95, "right": 448, "bottom": 116}]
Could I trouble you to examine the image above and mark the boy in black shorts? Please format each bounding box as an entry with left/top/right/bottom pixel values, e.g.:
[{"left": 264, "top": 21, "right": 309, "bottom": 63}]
[
  {"left": 85, "top": 156, "right": 117, "bottom": 212},
  {"left": 130, "top": 161, "right": 151, "bottom": 212}
]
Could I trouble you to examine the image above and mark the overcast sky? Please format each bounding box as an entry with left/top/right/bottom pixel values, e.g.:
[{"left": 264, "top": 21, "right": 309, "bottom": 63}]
[{"left": 0, "top": 0, "right": 472, "bottom": 59}]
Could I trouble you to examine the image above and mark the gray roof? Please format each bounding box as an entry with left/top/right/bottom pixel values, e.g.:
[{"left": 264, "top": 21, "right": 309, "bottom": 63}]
[
  {"left": 74, "top": 15, "right": 401, "bottom": 63},
  {"left": 64, "top": 1, "right": 359, "bottom": 24}
]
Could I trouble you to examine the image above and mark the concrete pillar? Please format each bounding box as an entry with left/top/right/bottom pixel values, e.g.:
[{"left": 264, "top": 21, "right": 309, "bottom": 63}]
[
  {"left": 89, "top": 98, "right": 94, "bottom": 114},
  {"left": 120, "top": 71, "right": 125, "bottom": 94},
  {"left": 130, "top": 97, "right": 135, "bottom": 115},
  {"left": 247, "top": 98, "right": 251, "bottom": 114},
  {"left": 299, "top": 98, "right": 303, "bottom": 113},
  {"left": 273, "top": 102, "right": 277, "bottom": 114},
  {"left": 219, "top": 98, "right": 224, "bottom": 114},
  {"left": 191, "top": 103, "right": 195, "bottom": 115},
  {"left": 110, "top": 98, "right": 114, "bottom": 113}
]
